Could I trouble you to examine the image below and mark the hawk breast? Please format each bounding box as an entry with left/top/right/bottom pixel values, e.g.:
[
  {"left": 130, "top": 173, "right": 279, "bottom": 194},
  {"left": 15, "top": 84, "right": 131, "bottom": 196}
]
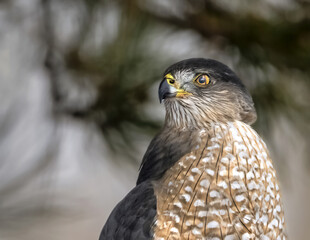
[{"left": 153, "top": 121, "right": 286, "bottom": 240}]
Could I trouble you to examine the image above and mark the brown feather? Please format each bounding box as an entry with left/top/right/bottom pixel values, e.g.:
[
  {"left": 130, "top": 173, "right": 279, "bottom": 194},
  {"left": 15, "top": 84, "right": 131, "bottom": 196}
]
[{"left": 152, "top": 121, "right": 286, "bottom": 239}]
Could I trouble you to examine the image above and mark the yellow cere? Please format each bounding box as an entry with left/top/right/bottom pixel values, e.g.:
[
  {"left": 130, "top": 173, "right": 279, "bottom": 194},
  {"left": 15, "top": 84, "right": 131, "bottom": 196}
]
[
  {"left": 165, "top": 73, "right": 176, "bottom": 86},
  {"left": 165, "top": 73, "right": 192, "bottom": 98},
  {"left": 165, "top": 73, "right": 174, "bottom": 80}
]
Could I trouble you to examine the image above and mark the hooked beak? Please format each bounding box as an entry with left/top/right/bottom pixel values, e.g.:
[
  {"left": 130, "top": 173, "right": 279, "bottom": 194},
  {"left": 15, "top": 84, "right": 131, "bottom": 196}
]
[
  {"left": 158, "top": 79, "right": 192, "bottom": 103},
  {"left": 158, "top": 80, "right": 176, "bottom": 103}
]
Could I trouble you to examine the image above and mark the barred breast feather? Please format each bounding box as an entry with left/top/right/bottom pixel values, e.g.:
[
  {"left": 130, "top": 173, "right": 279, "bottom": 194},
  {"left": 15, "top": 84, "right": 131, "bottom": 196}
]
[{"left": 153, "top": 121, "right": 286, "bottom": 240}]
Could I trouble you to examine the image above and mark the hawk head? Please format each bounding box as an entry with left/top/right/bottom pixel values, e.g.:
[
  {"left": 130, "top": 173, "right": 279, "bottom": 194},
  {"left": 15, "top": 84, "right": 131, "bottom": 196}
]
[{"left": 158, "top": 58, "right": 257, "bottom": 128}]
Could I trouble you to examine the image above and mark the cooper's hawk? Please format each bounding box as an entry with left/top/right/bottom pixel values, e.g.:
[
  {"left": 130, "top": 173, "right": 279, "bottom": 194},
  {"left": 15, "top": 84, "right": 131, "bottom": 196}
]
[{"left": 100, "top": 58, "right": 287, "bottom": 239}]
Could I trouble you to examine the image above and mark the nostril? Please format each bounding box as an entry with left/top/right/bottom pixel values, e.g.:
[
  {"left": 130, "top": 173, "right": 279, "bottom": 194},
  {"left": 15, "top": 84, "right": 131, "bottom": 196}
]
[{"left": 169, "top": 79, "right": 175, "bottom": 84}]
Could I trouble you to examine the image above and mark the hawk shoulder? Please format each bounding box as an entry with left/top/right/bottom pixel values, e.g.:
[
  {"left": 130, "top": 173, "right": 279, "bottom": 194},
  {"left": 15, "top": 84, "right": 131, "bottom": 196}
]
[{"left": 99, "top": 181, "right": 156, "bottom": 240}]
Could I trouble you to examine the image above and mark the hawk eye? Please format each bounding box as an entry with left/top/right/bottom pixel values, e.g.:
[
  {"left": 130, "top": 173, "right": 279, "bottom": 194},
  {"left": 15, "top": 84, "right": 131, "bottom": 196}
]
[{"left": 194, "top": 74, "right": 210, "bottom": 86}]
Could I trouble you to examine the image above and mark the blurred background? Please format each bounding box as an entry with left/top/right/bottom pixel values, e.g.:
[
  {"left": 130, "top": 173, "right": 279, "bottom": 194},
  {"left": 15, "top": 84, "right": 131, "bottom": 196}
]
[{"left": 0, "top": 0, "right": 309, "bottom": 239}]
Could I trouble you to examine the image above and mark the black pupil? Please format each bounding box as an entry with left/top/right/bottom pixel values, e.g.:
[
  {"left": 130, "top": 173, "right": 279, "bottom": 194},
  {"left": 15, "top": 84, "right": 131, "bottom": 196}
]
[
  {"left": 198, "top": 76, "right": 206, "bottom": 84},
  {"left": 169, "top": 79, "right": 175, "bottom": 84}
]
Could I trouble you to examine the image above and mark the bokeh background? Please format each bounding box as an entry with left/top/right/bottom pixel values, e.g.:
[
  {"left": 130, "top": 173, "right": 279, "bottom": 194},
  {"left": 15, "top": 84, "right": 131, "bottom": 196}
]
[{"left": 0, "top": 0, "right": 309, "bottom": 239}]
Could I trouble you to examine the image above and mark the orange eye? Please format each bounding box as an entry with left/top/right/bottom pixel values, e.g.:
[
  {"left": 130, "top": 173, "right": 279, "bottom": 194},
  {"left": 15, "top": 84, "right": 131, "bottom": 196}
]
[{"left": 194, "top": 74, "right": 210, "bottom": 86}]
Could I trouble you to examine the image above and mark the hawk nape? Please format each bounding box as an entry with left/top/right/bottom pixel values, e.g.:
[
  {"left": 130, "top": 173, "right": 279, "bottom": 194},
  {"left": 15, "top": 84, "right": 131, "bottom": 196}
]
[{"left": 99, "top": 58, "right": 287, "bottom": 240}]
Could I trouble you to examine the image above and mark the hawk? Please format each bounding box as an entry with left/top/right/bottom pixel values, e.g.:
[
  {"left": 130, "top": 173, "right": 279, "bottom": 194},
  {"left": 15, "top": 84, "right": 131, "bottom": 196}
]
[{"left": 99, "top": 58, "right": 287, "bottom": 240}]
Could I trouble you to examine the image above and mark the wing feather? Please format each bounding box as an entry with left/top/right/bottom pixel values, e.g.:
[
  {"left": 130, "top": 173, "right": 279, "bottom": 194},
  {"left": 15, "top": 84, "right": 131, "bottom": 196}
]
[{"left": 99, "top": 181, "right": 156, "bottom": 240}]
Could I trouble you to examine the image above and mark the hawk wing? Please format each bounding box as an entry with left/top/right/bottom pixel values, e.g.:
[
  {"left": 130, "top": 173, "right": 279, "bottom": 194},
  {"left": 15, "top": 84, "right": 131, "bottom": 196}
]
[
  {"left": 100, "top": 129, "right": 196, "bottom": 240},
  {"left": 99, "top": 181, "right": 156, "bottom": 240}
]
